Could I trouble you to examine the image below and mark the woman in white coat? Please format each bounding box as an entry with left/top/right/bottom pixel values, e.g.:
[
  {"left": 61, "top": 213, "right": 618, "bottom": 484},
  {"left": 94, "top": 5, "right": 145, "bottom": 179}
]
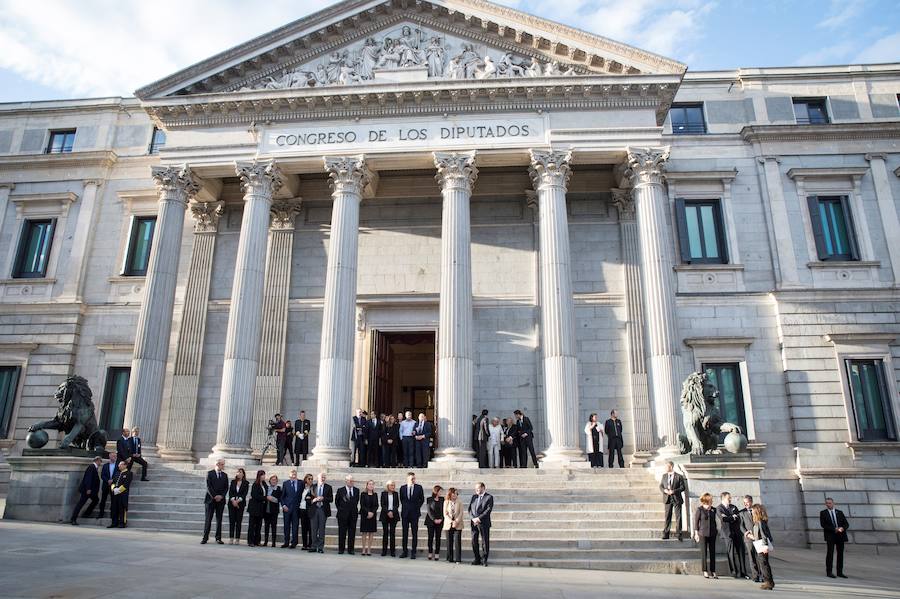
[{"left": 585, "top": 413, "right": 604, "bottom": 468}]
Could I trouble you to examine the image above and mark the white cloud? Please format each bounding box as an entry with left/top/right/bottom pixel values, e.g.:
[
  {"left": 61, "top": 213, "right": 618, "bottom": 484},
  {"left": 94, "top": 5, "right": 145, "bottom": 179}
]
[
  {"left": 854, "top": 32, "right": 900, "bottom": 63},
  {"left": 817, "top": 0, "right": 866, "bottom": 29}
]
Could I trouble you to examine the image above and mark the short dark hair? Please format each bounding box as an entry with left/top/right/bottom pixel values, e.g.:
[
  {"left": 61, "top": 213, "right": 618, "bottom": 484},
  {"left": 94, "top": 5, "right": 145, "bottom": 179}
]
[
  {"left": 514, "top": 409, "right": 522, "bottom": 415},
  {"left": 481, "top": 409, "right": 488, "bottom": 416},
  {"left": 407, "top": 471, "right": 415, "bottom": 478},
  {"left": 432, "top": 484, "right": 443, "bottom": 497},
  {"left": 610, "top": 409, "right": 616, "bottom": 415},
  {"left": 743, "top": 495, "right": 753, "bottom": 503},
  {"left": 825, "top": 496, "right": 834, "bottom": 502},
  {"left": 720, "top": 492, "right": 731, "bottom": 499},
  {"left": 477, "top": 482, "right": 486, "bottom": 491}
]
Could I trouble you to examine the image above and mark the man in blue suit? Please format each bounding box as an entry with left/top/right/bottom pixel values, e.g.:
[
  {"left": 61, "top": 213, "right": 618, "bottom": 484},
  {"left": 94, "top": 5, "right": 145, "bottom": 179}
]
[
  {"left": 399, "top": 471, "right": 425, "bottom": 559},
  {"left": 414, "top": 413, "right": 433, "bottom": 468},
  {"left": 96, "top": 454, "right": 118, "bottom": 519},
  {"left": 128, "top": 426, "right": 149, "bottom": 481},
  {"left": 280, "top": 469, "right": 303, "bottom": 548},
  {"left": 70, "top": 456, "right": 102, "bottom": 525}
]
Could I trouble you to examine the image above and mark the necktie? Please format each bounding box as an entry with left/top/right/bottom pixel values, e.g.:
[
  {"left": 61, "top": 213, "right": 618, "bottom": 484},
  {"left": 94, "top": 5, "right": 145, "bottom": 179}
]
[
  {"left": 476, "top": 495, "right": 482, "bottom": 512},
  {"left": 669, "top": 474, "right": 673, "bottom": 488},
  {"left": 318, "top": 485, "right": 323, "bottom": 497},
  {"left": 832, "top": 510, "right": 837, "bottom": 527}
]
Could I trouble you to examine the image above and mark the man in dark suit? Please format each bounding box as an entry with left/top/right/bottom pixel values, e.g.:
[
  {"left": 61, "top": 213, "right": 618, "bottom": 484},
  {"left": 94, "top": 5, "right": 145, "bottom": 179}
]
[
  {"left": 660, "top": 460, "right": 685, "bottom": 541},
  {"left": 293, "top": 410, "right": 311, "bottom": 466},
  {"left": 820, "top": 497, "right": 850, "bottom": 578},
  {"left": 717, "top": 492, "right": 747, "bottom": 578},
  {"left": 739, "top": 494, "right": 762, "bottom": 582},
  {"left": 352, "top": 409, "right": 369, "bottom": 467},
  {"left": 515, "top": 410, "right": 538, "bottom": 468},
  {"left": 202, "top": 458, "right": 229, "bottom": 544},
  {"left": 307, "top": 472, "right": 333, "bottom": 553},
  {"left": 108, "top": 461, "right": 133, "bottom": 529},
  {"left": 414, "top": 413, "right": 432, "bottom": 468},
  {"left": 477, "top": 409, "right": 490, "bottom": 467},
  {"left": 335, "top": 474, "right": 360, "bottom": 554},
  {"left": 115, "top": 428, "right": 133, "bottom": 465},
  {"left": 280, "top": 469, "right": 303, "bottom": 548},
  {"left": 96, "top": 454, "right": 117, "bottom": 519},
  {"left": 128, "top": 426, "right": 149, "bottom": 481},
  {"left": 70, "top": 456, "right": 102, "bottom": 525},
  {"left": 366, "top": 413, "right": 382, "bottom": 467},
  {"left": 399, "top": 471, "right": 425, "bottom": 559},
  {"left": 468, "top": 482, "right": 494, "bottom": 566},
  {"left": 604, "top": 409, "right": 625, "bottom": 468}
]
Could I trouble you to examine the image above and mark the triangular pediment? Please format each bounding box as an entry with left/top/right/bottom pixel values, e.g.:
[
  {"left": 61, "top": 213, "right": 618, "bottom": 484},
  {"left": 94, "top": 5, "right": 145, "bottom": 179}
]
[{"left": 136, "top": 0, "right": 685, "bottom": 100}]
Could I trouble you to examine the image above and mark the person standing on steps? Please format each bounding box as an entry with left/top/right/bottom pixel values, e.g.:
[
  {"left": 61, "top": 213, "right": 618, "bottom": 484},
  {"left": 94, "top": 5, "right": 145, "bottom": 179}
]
[
  {"left": 380, "top": 480, "right": 400, "bottom": 556},
  {"left": 717, "top": 492, "right": 747, "bottom": 579},
  {"left": 247, "top": 470, "right": 267, "bottom": 547},
  {"left": 201, "top": 458, "right": 228, "bottom": 544},
  {"left": 415, "top": 412, "right": 433, "bottom": 468},
  {"left": 399, "top": 411, "right": 416, "bottom": 470},
  {"left": 425, "top": 485, "right": 444, "bottom": 560},
  {"left": 115, "top": 427, "right": 133, "bottom": 467},
  {"left": 359, "top": 479, "right": 379, "bottom": 555},
  {"left": 477, "top": 409, "right": 490, "bottom": 468},
  {"left": 399, "top": 471, "right": 425, "bottom": 559},
  {"left": 294, "top": 410, "right": 311, "bottom": 466},
  {"left": 820, "top": 497, "right": 850, "bottom": 579},
  {"left": 660, "top": 460, "right": 685, "bottom": 541},
  {"left": 70, "top": 456, "right": 102, "bottom": 525},
  {"left": 227, "top": 467, "right": 248, "bottom": 545},
  {"left": 487, "top": 418, "right": 502, "bottom": 468},
  {"left": 335, "top": 474, "right": 360, "bottom": 554},
  {"left": 299, "top": 473, "right": 313, "bottom": 549},
  {"left": 307, "top": 472, "right": 333, "bottom": 553},
  {"left": 280, "top": 469, "right": 302, "bottom": 548},
  {"left": 468, "top": 482, "right": 493, "bottom": 566},
  {"left": 693, "top": 492, "right": 718, "bottom": 579},
  {"left": 272, "top": 414, "right": 287, "bottom": 466},
  {"left": 584, "top": 413, "right": 604, "bottom": 468},
  {"left": 739, "top": 495, "right": 762, "bottom": 582},
  {"left": 514, "top": 410, "right": 538, "bottom": 468},
  {"left": 108, "top": 460, "right": 132, "bottom": 529},
  {"left": 604, "top": 409, "right": 625, "bottom": 468},
  {"left": 282, "top": 420, "right": 296, "bottom": 466},
  {"left": 747, "top": 503, "right": 775, "bottom": 590},
  {"left": 443, "top": 487, "right": 464, "bottom": 563},
  {"left": 129, "top": 427, "right": 150, "bottom": 481},
  {"left": 96, "top": 454, "right": 117, "bottom": 520},
  {"left": 381, "top": 415, "right": 399, "bottom": 468}
]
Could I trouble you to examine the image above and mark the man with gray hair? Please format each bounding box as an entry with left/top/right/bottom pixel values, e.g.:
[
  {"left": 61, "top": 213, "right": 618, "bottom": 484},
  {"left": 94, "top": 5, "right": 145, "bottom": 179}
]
[
  {"left": 336, "top": 474, "right": 360, "bottom": 554},
  {"left": 307, "top": 472, "right": 332, "bottom": 553},
  {"left": 660, "top": 460, "right": 685, "bottom": 541},
  {"left": 202, "top": 458, "right": 228, "bottom": 544}
]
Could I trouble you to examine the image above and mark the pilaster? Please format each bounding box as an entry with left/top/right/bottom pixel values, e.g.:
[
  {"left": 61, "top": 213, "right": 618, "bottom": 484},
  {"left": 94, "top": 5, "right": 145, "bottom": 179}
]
[{"left": 865, "top": 153, "right": 900, "bottom": 286}]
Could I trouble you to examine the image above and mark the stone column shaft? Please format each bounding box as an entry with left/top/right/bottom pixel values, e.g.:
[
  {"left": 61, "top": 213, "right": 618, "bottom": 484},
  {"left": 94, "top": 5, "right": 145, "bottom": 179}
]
[
  {"left": 433, "top": 151, "right": 478, "bottom": 462},
  {"left": 627, "top": 147, "right": 682, "bottom": 449},
  {"left": 124, "top": 165, "right": 202, "bottom": 448},
  {"left": 312, "top": 156, "right": 370, "bottom": 463},
  {"left": 211, "top": 160, "right": 283, "bottom": 460},
  {"left": 530, "top": 150, "right": 582, "bottom": 463},
  {"left": 160, "top": 201, "right": 223, "bottom": 460}
]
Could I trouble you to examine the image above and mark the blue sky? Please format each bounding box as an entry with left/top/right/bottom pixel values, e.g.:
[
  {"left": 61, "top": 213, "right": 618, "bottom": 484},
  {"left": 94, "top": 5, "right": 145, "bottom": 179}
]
[{"left": 0, "top": 0, "right": 897, "bottom": 103}]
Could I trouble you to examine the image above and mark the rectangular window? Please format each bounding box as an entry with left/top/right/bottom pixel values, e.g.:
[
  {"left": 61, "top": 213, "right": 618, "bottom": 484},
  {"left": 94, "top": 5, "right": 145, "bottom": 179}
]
[
  {"left": 675, "top": 199, "right": 728, "bottom": 264},
  {"left": 793, "top": 98, "right": 829, "bottom": 125},
  {"left": 46, "top": 129, "right": 76, "bottom": 154},
  {"left": 99, "top": 367, "right": 130, "bottom": 433},
  {"left": 846, "top": 359, "right": 896, "bottom": 441},
  {"left": 124, "top": 216, "right": 156, "bottom": 276},
  {"left": 807, "top": 195, "right": 859, "bottom": 261},
  {"left": 670, "top": 103, "right": 706, "bottom": 135},
  {"left": 0, "top": 366, "right": 21, "bottom": 438},
  {"left": 702, "top": 363, "right": 747, "bottom": 441},
  {"left": 149, "top": 127, "right": 166, "bottom": 154},
  {"left": 13, "top": 219, "right": 55, "bottom": 278}
]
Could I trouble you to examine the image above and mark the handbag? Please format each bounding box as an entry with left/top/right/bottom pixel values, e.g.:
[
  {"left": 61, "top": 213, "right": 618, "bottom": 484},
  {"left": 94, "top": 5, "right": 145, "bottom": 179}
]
[{"left": 753, "top": 539, "right": 772, "bottom": 554}]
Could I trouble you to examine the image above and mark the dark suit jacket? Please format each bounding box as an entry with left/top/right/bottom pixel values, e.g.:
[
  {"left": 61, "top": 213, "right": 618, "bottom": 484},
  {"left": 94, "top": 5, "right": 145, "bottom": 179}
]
[
  {"left": 399, "top": 483, "right": 425, "bottom": 518},
  {"left": 820, "top": 508, "right": 850, "bottom": 542},
  {"left": 265, "top": 485, "right": 283, "bottom": 517},
  {"left": 468, "top": 492, "right": 494, "bottom": 529},
  {"left": 415, "top": 420, "right": 433, "bottom": 440},
  {"left": 604, "top": 418, "right": 624, "bottom": 450},
  {"left": 280, "top": 478, "right": 304, "bottom": 512},
  {"left": 294, "top": 418, "right": 311, "bottom": 437},
  {"left": 739, "top": 507, "right": 754, "bottom": 537},
  {"left": 205, "top": 469, "right": 229, "bottom": 504},
  {"left": 659, "top": 472, "right": 685, "bottom": 505},
  {"left": 693, "top": 506, "right": 717, "bottom": 538},
  {"left": 307, "top": 482, "right": 333, "bottom": 517},
  {"left": 112, "top": 470, "right": 133, "bottom": 508},
  {"left": 382, "top": 423, "right": 399, "bottom": 447},
  {"left": 228, "top": 479, "right": 248, "bottom": 507},
  {"left": 716, "top": 503, "right": 742, "bottom": 538},
  {"left": 335, "top": 486, "right": 361, "bottom": 517},
  {"left": 79, "top": 464, "right": 101, "bottom": 495},
  {"left": 380, "top": 490, "right": 400, "bottom": 522},
  {"left": 130, "top": 436, "right": 142, "bottom": 456},
  {"left": 367, "top": 420, "right": 383, "bottom": 444},
  {"left": 101, "top": 462, "right": 117, "bottom": 485},
  {"left": 352, "top": 416, "right": 368, "bottom": 442},
  {"left": 518, "top": 417, "right": 533, "bottom": 440},
  {"left": 248, "top": 481, "right": 267, "bottom": 518},
  {"left": 116, "top": 437, "right": 133, "bottom": 462}
]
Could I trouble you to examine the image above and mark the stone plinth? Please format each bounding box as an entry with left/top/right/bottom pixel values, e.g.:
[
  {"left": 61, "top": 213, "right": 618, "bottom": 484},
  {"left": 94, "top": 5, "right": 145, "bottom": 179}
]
[{"left": 4, "top": 456, "right": 96, "bottom": 522}]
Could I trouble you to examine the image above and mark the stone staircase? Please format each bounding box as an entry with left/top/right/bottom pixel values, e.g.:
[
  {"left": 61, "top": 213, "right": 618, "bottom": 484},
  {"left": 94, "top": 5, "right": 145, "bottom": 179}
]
[{"left": 118, "top": 462, "right": 696, "bottom": 573}]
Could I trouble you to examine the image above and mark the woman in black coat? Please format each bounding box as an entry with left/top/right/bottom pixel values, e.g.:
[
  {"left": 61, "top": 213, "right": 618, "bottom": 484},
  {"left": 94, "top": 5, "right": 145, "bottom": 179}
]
[
  {"left": 247, "top": 470, "right": 266, "bottom": 547},
  {"left": 693, "top": 492, "right": 719, "bottom": 578},
  {"left": 380, "top": 480, "right": 400, "bottom": 556},
  {"left": 227, "top": 468, "right": 249, "bottom": 544},
  {"left": 425, "top": 485, "right": 444, "bottom": 560},
  {"left": 263, "top": 474, "right": 282, "bottom": 548},
  {"left": 359, "top": 479, "right": 379, "bottom": 555}
]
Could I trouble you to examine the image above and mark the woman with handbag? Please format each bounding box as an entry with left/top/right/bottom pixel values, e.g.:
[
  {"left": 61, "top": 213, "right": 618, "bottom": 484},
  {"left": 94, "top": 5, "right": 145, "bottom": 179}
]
[
  {"left": 747, "top": 503, "right": 775, "bottom": 590},
  {"left": 692, "top": 492, "right": 718, "bottom": 579},
  {"left": 443, "top": 487, "right": 464, "bottom": 563}
]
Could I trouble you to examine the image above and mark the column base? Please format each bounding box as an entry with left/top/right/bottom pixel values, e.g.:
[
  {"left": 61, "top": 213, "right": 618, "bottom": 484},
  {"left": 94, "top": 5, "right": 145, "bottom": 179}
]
[
  {"left": 539, "top": 447, "right": 588, "bottom": 468},
  {"left": 431, "top": 447, "right": 478, "bottom": 465},
  {"left": 157, "top": 447, "right": 195, "bottom": 462},
  {"left": 206, "top": 444, "right": 256, "bottom": 465},
  {"left": 310, "top": 445, "right": 352, "bottom": 466}
]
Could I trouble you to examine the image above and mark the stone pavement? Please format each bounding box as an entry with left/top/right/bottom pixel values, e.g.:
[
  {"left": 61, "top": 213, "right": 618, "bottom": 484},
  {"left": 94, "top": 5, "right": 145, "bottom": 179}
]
[{"left": 0, "top": 521, "right": 898, "bottom": 599}]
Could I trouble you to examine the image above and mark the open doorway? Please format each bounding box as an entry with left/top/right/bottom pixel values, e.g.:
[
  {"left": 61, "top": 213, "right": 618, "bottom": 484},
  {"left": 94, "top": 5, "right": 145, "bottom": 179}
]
[{"left": 369, "top": 330, "right": 437, "bottom": 444}]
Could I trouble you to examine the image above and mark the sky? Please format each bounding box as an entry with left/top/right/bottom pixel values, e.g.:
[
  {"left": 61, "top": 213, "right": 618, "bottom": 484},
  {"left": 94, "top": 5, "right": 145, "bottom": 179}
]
[{"left": 0, "top": 0, "right": 897, "bottom": 103}]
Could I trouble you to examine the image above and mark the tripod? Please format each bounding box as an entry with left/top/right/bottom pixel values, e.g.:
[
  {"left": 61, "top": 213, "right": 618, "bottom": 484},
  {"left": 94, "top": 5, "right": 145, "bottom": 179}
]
[{"left": 260, "top": 430, "right": 277, "bottom": 463}]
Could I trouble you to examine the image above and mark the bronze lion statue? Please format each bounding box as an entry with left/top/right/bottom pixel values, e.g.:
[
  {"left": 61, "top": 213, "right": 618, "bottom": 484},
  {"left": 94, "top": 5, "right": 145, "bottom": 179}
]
[
  {"left": 28, "top": 375, "right": 108, "bottom": 451},
  {"left": 678, "top": 371, "right": 742, "bottom": 455}
]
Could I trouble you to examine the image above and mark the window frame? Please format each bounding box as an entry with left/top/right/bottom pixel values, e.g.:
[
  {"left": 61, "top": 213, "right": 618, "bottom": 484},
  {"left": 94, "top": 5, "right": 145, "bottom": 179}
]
[
  {"left": 806, "top": 195, "right": 860, "bottom": 262},
  {"left": 792, "top": 97, "right": 830, "bottom": 125},
  {"left": 99, "top": 366, "right": 131, "bottom": 434},
  {"left": 701, "top": 362, "right": 748, "bottom": 441},
  {"left": 12, "top": 218, "right": 56, "bottom": 279},
  {"left": 674, "top": 198, "right": 729, "bottom": 264},
  {"left": 0, "top": 364, "right": 22, "bottom": 439},
  {"left": 45, "top": 129, "right": 77, "bottom": 154},
  {"left": 148, "top": 127, "right": 166, "bottom": 155},
  {"left": 669, "top": 103, "right": 707, "bottom": 135},
  {"left": 845, "top": 358, "right": 896, "bottom": 442},
  {"left": 122, "top": 215, "right": 157, "bottom": 277}
]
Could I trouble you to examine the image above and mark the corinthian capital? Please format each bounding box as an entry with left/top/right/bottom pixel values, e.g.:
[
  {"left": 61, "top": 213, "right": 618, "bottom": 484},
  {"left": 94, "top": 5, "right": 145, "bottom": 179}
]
[
  {"left": 270, "top": 199, "right": 303, "bottom": 230},
  {"left": 190, "top": 200, "right": 225, "bottom": 233},
  {"left": 324, "top": 155, "right": 371, "bottom": 194},
  {"left": 151, "top": 165, "right": 203, "bottom": 202},
  {"left": 235, "top": 160, "right": 284, "bottom": 197},
  {"left": 433, "top": 151, "right": 478, "bottom": 191},
  {"left": 529, "top": 149, "right": 573, "bottom": 191},
  {"left": 625, "top": 147, "right": 669, "bottom": 186}
]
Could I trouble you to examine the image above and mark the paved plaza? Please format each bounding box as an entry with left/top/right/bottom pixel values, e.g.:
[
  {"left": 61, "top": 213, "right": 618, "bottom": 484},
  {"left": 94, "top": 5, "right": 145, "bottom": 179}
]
[{"left": 0, "top": 521, "right": 898, "bottom": 599}]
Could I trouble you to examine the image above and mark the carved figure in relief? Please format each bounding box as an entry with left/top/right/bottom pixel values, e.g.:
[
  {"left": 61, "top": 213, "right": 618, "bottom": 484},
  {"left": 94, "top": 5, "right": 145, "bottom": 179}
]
[
  {"left": 425, "top": 36, "right": 445, "bottom": 77},
  {"left": 398, "top": 25, "right": 425, "bottom": 66},
  {"left": 475, "top": 56, "right": 497, "bottom": 79},
  {"left": 525, "top": 57, "right": 543, "bottom": 77},
  {"left": 497, "top": 52, "right": 526, "bottom": 77},
  {"left": 452, "top": 43, "right": 483, "bottom": 79},
  {"left": 376, "top": 38, "right": 403, "bottom": 69},
  {"left": 358, "top": 37, "right": 381, "bottom": 79}
]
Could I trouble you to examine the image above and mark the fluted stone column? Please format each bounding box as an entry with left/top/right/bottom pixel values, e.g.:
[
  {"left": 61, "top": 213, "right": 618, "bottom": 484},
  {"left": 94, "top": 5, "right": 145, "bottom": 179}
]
[
  {"left": 612, "top": 188, "right": 654, "bottom": 457},
  {"left": 626, "top": 147, "right": 683, "bottom": 449},
  {"left": 251, "top": 199, "right": 302, "bottom": 458},
  {"left": 433, "top": 151, "right": 478, "bottom": 463},
  {"left": 529, "top": 150, "right": 583, "bottom": 464},
  {"left": 312, "top": 156, "right": 371, "bottom": 463},
  {"left": 210, "top": 161, "right": 283, "bottom": 460},
  {"left": 124, "top": 165, "right": 202, "bottom": 449},
  {"left": 160, "top": 200, "right": 224, "bottom": 461}
]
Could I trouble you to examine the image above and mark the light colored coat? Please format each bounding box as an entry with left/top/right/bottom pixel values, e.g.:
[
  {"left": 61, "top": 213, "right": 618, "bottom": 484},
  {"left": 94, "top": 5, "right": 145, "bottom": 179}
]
[
  {"left": 443, "top": 497, "right": 464, "bottom": 531},
  {"left": 584, "top": 421, "right": 604, "bottom": 454}
]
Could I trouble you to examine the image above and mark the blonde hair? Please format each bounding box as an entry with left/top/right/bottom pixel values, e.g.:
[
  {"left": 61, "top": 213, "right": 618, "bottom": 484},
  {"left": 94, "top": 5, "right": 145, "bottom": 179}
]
[
  {"left": 752, "top": 503, "right": 769, "bottom": 523},
  {"left": 699, "top": 492, "right": 713, "bottom": 506},
  {"left": 386, "top": 480, "right": 395, "bottom": 490}
]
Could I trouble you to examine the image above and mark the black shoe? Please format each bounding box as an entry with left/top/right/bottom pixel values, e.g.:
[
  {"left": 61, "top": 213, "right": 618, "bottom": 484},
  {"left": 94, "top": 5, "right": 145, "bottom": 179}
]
[
  {"left": 410, "top": 554, "right": 416, "bottom": 560},
  {"left": 381, "top": 551, "right": 387, "bottom": 556},
  {"left": 307, "top": 548, "right": 316, "bottom": 553},
  {"left": 837, "top": 574, "right": 848, "bottom": 579},
  {"left": 141, "top": 478, "right": 149, "bottom": 482},
  {"left": 483, "top": 560, "right": 488, "bottom": 567},
  {"left": 317, "top": 549, "right": 324, "bottom": 553},
  {"left": 662, "top": 534, "right": 669, "bottom": 540},
  {"left": 827, "top": 573, "right": 836, "bottom": 578},
  {"left": 216, "top": 539, "right": 223, "bottom": 544},
  {"left": 201, "top": 538, "right": 208, "bottom": 544},
  {"left": 338, "top": 551, "right": 344, "bottom": 555},
  {"left": 471, "top": 560, "right": 482, "bottom": 566},
  {"left": 282, "top": 544, "right": 290, "bottom": 548},
  {"left": 348, "top": 550, "right": 355, "bottom": 555},
  {"left": 70, "top": 520, "right": 78, "bottom": 526},
  {"left": 754, "top": 578, "right": 762, "bottom": 583},
  {"left": 391, "top": 552, "right": 396, "bottom": 557},
  {"left": 399, "top": 552, "right": 408, "bottom": 559},
  {"left": 290, "top": 544, "right": 297, "bottom": 549}
]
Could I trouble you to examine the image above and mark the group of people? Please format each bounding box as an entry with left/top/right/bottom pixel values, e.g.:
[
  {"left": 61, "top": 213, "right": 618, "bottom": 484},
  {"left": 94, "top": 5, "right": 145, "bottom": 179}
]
[
  {"left": 201, "top": 461, "right": 496, "bottom": 565},
  {"left": 69, "top": 426, "right": 151, "bottom": 528},
  {"left": 350, "top": 410, "right": 434, "bottom": 468},
  {"left": 270, "top": 411, "right": 311, "bottom": 466},
  {"left": 473, "top": 409, "right": 539, "bottom": 468},
  {"left": 583, "top": 410, "right": 626, "bottom": 468}
]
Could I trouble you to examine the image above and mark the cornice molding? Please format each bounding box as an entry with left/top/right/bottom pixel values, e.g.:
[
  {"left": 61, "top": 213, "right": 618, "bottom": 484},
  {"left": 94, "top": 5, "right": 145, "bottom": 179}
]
[
  {"left": 683, "top": 336, "right": 754, "bottom": 348},
  {"left": 741, "top": 121, "right": 900, "bottom": 143},
  {"left": 664, "top": 168, "right": 738, "bottom": 182},
  {"left": 787, "top": 167, "right": 868, "bottom": 180},
  {"left": 823, "top": 332, "right": 897, "bottom": 345},
  {"left": 0, "top": 150, "right": 118, "bottom": 172}
]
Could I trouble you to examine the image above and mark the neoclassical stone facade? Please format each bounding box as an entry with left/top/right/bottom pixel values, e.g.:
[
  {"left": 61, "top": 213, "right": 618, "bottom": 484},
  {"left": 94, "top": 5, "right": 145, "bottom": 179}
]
[{"left": 1, "top": 0, "right": 899, "bottom": 550}]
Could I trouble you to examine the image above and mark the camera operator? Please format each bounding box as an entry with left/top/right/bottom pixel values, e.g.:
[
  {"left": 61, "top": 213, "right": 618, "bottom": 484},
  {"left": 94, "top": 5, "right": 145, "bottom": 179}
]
[{"left": 271, "top": 414, "right": 287, "bottom": 465}]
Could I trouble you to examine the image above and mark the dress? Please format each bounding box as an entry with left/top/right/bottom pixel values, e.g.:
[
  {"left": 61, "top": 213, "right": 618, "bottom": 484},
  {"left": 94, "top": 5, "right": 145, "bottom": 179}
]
[{"left": 360, "top": 492, "right": 379, "bottom": 533}]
